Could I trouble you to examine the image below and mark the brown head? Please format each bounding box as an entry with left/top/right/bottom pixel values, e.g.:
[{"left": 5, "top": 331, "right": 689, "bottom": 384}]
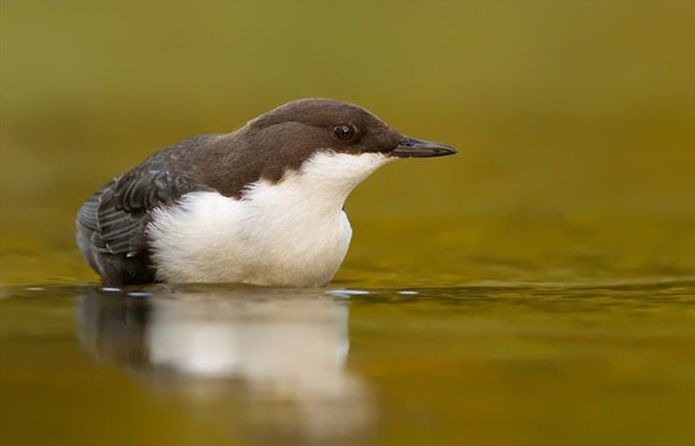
[
  {"left": 183, "top": 98, "right": 456, "bottom": 197},
  {"left": 245, "top": 98, "right": 457, "bottom": 159}
]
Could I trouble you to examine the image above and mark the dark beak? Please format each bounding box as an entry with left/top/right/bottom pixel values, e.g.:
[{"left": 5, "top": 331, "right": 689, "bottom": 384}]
[{"left": 391, "top": 137, "right": 457, "bottom": 158}]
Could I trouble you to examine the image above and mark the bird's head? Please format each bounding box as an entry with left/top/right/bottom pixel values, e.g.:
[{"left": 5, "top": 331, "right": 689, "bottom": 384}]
[
  {"left": 247, "top": 98, "right": 457, "bottom": 160},
  {"left": 198, "top": 98, "right": 456, "bottom": 200}
]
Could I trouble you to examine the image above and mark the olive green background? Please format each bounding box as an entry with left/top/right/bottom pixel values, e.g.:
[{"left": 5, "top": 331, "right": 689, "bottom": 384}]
[{"left": 2, "top": 0, "right": 694, "bottom": 284}]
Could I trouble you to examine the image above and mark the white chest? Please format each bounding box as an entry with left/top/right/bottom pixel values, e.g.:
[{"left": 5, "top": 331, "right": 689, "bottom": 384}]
[{"left": 147, "top": 152, "right": 391, "bottom": 286}]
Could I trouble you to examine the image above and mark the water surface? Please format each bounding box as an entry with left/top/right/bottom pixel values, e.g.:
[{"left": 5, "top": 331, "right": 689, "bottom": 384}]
[{"left": 2, "top": 280, "right": 695, "bottom": 446}]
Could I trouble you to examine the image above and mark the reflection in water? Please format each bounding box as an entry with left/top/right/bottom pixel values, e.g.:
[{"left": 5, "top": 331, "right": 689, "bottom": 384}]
[{"left": 76, "top": 287, "right": 372, "bottom": 442}]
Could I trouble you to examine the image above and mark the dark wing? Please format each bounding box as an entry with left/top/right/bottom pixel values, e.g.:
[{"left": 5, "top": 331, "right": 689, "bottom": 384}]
[
  {"left": 77, "top": 136, "right": 216, "bottom": 259},
  {"left": 77, "top": 167, "right": 203, "bottom": 258}
]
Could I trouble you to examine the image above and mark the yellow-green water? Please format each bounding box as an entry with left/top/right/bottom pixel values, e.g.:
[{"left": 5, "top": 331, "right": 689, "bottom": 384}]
[
  {"left": 2, "top": 281, "right": 695, "bottom": 446},
  {"left": 1, "top": 1, "right": 695, "bottom": 445}
]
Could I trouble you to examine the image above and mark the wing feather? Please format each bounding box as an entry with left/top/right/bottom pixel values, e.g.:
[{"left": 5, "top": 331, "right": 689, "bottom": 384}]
[{"left": 77, "top": 136, "right": 218, "bottom": 259}]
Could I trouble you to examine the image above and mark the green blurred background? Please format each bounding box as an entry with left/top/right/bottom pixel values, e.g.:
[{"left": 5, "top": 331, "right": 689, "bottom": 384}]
[{"left": 1, "top": 0, "right": 694, "bottom": 284}]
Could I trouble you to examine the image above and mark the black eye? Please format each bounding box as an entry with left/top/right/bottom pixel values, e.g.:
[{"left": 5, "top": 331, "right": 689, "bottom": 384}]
[{"left": 333, "top": 124, "right": 355, "bottom": 141}]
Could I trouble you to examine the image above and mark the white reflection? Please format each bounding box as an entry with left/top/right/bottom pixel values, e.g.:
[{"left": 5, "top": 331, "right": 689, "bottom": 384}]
[{"left": 77, "top": 287, "right": 371, "bottom": 441}]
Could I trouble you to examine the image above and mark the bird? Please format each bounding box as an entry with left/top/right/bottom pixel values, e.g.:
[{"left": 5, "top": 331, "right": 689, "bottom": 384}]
[{"left": 76, "top": 98, "right": 456, "bottom": 287}]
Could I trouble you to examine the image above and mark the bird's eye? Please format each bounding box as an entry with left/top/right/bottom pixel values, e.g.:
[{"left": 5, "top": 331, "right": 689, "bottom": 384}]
[{"left": 333, "top": 124, "right": 355, "bottom": 141}]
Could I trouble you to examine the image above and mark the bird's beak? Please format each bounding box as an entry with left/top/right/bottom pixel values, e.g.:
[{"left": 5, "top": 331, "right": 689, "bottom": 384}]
[{"left": 390, "top": 137, "right": 457, "bottom": 158}]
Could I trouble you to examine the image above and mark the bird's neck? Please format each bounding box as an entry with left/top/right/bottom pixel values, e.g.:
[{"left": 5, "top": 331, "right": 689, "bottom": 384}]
[
  {"left": 291, "top": 151, "right": 391, "bottom": 211},
  {"left": 244, "top": 151, "right": 392, "bottom": 217}
]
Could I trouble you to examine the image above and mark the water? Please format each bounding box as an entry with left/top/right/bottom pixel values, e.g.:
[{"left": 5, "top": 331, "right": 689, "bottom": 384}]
[{"left": 2, "top": 279, "right": 695, "bottom": 446}]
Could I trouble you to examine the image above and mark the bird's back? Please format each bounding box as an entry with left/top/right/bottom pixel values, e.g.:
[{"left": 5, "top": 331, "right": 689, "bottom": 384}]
[{"left": 75, "top": 135, "right": 220, "bottom": 284}]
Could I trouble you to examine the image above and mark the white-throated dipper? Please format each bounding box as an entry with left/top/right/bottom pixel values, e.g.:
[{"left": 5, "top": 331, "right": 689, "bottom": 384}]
[{"left": 76, "top": 98, "right": 456, "bottom": 286}]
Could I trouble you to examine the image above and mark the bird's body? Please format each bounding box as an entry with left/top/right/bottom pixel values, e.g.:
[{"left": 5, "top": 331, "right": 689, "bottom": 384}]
[
  {"left": 148, "top": 152, "right": 390, "bottom": 286},
  {"left": 76, "top": 98, "right": 455, "bottom": 286}
]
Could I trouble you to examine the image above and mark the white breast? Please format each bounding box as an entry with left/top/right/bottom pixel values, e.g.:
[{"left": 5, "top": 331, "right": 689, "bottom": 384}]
[{"left": 147, "top": 151, "right": 392, "bottom": 286}]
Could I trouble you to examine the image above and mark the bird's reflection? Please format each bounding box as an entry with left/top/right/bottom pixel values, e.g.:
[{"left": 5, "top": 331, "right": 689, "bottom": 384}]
[{"left": 76, "top": 286, "right": 372, "bottom": 442}]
